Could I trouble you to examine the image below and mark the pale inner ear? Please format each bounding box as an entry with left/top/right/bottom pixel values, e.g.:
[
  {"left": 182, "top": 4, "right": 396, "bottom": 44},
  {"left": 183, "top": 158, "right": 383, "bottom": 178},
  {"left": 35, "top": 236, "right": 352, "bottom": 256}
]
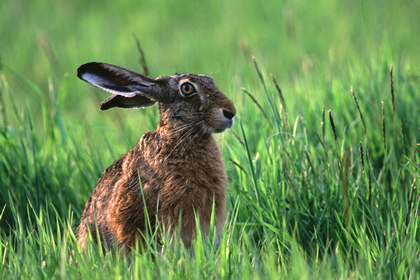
[{"left": 80, "top": 72, "right": 142, "bottom": 97}]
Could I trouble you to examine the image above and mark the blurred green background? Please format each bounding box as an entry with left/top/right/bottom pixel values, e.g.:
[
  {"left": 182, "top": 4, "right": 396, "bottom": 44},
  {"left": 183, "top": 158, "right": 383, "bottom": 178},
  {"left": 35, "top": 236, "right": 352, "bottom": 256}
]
[
  {"left": 2, "top": 0, "right": 419, "bottom": 141},
  {"left": 2, "top": 0, "right": 419, "bottom": 92}
]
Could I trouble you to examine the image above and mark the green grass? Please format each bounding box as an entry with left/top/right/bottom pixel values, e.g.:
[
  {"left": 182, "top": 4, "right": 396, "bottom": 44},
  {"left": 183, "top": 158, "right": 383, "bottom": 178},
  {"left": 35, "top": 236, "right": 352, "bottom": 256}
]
[{"left": 1, "top": 0, "right": 419, "bottom": 279}]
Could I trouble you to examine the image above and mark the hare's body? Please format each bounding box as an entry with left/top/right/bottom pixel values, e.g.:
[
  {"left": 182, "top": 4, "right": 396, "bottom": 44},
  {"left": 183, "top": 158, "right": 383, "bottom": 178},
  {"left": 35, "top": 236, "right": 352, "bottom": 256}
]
[
  {"left": 76, "top": 63, "right": 235, "bottom": 251},
  {"left": 77, "top": 128, "right": 226, "bottom": 249}
]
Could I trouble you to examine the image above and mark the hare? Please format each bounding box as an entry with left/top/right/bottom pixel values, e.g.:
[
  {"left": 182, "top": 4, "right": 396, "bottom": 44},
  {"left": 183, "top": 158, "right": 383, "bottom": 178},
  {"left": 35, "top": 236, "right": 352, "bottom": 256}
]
[{"left": 76, "top": 62, "right": 236, "bottom": 252}]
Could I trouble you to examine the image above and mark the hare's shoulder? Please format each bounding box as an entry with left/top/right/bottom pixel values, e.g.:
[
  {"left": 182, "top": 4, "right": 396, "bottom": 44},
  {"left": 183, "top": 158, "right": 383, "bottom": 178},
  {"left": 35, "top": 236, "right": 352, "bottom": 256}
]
[
  {"left": 96, "top": 154, "right": 126, "bottom": 187},
  {"left": 98, "top": 131, "right": 158, "bottom": 180}
]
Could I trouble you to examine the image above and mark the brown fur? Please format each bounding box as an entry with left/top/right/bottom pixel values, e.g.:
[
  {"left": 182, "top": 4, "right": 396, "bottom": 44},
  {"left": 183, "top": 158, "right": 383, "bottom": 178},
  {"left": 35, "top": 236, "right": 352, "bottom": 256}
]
[{"left": 76, "top": 62, "right": 236, "bottom": 251}]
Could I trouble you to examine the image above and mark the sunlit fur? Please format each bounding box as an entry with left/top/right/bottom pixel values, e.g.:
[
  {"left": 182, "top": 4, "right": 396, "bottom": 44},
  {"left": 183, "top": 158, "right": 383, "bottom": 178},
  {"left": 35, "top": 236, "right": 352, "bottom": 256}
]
[{"left": 76, "top": 63, "right": 236, "bottom": 252}]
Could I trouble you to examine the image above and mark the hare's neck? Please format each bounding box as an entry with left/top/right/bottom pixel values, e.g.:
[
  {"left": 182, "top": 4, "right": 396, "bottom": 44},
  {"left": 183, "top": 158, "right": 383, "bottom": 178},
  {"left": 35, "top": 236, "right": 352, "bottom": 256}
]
[
  {"left": 157, "top": 111, "right": 212, "bottom": 138},
  {"left": 147, "top": 126, "right": 219, "bottom": 161},
  {"left": 156, "top": 124, "right": 212, "bottom": 144}
]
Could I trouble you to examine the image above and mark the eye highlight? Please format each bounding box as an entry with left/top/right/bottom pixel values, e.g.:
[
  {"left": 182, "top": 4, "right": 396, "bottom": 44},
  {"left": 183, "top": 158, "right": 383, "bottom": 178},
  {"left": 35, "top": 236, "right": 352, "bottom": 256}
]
[{"left": 180, "top": 82, "right": 196, "bottom": 96}]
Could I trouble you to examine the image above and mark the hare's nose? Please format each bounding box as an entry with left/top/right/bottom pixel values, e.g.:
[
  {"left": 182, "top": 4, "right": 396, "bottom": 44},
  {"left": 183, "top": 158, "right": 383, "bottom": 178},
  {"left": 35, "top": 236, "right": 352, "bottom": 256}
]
[{"left": 223, "top": 110, "right": 235, "bottom": 120}]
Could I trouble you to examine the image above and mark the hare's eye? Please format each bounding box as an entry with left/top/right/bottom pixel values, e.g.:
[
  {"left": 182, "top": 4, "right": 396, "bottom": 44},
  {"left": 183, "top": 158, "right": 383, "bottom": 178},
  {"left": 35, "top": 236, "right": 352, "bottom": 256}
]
[{"left": 180, "top": 82, "right": 196, "bottom": 96}]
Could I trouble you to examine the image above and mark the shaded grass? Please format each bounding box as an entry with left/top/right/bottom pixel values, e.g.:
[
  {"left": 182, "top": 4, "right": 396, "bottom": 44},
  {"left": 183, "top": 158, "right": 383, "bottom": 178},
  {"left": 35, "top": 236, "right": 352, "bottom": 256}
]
[{"left": 226, "top": 57, "right": 419, "bottom": 279}]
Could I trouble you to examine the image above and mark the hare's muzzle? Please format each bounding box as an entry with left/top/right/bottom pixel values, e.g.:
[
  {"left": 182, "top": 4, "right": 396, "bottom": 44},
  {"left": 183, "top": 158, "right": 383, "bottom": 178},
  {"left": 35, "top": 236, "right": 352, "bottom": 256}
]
[
  {"left": 223, "top": 109, "right": 235, "bottom": 120},
  {"left": 212, "top": 99, "right": 236, "bottom": 133},
  {"left": 223, "top": 109, "right": 235, "bottom": 129}
]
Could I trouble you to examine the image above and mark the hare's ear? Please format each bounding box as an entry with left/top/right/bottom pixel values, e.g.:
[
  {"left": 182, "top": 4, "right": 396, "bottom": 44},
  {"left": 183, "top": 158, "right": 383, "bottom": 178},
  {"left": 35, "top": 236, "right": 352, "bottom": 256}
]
[{"left": 77, "top": 62, "right": 160, "bottom": 110}]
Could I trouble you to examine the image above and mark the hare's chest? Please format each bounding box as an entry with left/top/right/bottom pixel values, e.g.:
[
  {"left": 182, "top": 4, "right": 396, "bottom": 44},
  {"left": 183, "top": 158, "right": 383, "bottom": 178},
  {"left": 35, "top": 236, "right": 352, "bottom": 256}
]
[{"left": 138, "top": 133, "right": 227, "bottom": 194}]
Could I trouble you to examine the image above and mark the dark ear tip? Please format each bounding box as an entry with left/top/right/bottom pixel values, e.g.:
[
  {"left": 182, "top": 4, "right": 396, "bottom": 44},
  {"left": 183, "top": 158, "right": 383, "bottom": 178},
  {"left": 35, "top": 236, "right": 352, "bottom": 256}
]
[
  {"left": 99, "top": 100, "right": 112, "bottom": 110},
  {"left": 99, "top": 104, "right": 110, "bottom": 110},
  {"left": 76, "top": 63, "right": 89, "bottom": 79},
  {"left": 77, "top": 62, "right": 101, "bottom": 79}
]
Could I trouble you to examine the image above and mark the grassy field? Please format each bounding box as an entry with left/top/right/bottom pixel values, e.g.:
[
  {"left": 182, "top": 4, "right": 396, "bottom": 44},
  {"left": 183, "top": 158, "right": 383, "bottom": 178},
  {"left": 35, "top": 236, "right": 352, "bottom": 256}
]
[{"left": 1, "top": 0, "right": 419, "bottom": 279}]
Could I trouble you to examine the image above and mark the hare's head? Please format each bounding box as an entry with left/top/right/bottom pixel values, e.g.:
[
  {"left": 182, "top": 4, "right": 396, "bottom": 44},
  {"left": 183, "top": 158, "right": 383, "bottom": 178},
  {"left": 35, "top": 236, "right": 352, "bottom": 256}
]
[{"left": 77, "top": 63, "right": 236, "bottom": 135}]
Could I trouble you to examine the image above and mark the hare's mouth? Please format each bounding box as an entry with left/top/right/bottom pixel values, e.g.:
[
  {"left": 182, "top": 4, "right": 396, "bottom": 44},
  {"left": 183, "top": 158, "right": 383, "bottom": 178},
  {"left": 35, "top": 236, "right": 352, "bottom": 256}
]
[{"left": 211, "top": 108, "right": 235, "bottom": 133}]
